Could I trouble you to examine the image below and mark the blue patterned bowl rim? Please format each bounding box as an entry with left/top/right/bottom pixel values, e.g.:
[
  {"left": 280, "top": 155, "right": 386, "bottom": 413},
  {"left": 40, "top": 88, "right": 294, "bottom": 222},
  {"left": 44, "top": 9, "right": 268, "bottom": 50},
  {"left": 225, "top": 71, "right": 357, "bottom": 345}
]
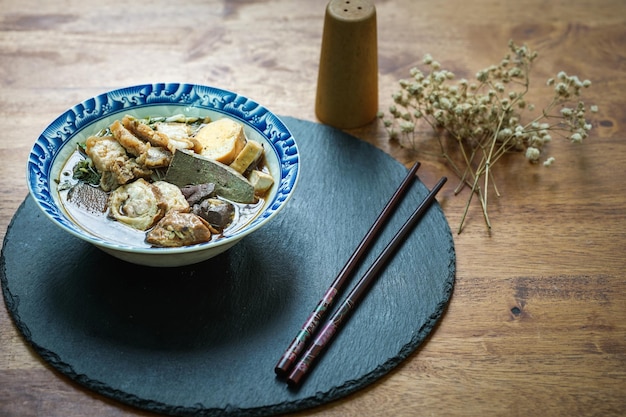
[{"left": 26, "top": 83, "right": 300, "bottom": 255}]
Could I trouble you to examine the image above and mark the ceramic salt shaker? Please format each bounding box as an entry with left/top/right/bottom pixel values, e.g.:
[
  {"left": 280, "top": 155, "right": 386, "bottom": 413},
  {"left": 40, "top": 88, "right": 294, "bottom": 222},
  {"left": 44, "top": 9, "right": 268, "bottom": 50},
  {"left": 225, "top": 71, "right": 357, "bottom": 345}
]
[{"left": 315, "top": 0, "right": 378, "bottom": 129}]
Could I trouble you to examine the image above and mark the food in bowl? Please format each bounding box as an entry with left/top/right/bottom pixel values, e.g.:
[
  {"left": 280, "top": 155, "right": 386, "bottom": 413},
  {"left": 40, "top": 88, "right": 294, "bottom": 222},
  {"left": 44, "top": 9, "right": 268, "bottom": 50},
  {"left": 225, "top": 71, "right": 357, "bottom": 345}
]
[
  {"left": 59, "top": 113, "right": 274, "bottom": 248},
  {"left": 27, "top": 83, "right": 299, "bottom": 266}
]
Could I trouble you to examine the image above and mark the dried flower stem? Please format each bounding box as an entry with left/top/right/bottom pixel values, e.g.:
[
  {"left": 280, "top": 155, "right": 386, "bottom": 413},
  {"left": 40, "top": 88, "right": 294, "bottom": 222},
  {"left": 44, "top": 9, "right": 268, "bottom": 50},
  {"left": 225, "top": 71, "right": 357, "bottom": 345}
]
[{"left": 380, "top": 40, "right": 597, "bottom": 233}]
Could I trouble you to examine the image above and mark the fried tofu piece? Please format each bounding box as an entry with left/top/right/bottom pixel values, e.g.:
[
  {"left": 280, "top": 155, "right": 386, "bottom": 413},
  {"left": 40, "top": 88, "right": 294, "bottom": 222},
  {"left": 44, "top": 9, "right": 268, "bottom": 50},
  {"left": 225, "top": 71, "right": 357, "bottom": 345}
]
[
  {"left": 230, "top": 140, "right": 263, "bottom": 174},
  {"left": 248, "top": 169, "right": 274, "bottom": 195},
  {"left": 195, "top": 118, "right": 246, "bottom": 165}
]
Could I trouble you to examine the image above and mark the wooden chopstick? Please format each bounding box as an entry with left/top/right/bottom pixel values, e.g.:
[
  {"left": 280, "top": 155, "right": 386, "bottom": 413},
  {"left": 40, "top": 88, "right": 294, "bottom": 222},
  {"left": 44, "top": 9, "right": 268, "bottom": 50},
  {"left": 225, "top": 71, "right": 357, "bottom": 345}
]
[
  {"left": 285, "top": 176, "right": 448, "bottom": 387},
  {"left": 274, "top": 161, "right": 422, "bottom": 377}
]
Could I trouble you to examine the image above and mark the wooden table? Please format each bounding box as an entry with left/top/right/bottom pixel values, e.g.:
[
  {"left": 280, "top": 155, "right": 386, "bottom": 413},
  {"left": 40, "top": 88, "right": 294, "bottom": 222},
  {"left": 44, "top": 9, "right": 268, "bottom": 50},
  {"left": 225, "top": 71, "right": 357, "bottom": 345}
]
[{"left": 1, "top": 0, "right": 625, "bottom": 416}]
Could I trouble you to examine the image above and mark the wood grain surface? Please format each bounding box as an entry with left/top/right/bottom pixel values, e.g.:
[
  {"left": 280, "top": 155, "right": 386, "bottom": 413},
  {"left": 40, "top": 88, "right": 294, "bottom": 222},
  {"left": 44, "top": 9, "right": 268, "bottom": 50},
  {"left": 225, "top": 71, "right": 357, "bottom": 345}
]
[{"left": 1, "top": 0, "right": 625, "bottom": 416}]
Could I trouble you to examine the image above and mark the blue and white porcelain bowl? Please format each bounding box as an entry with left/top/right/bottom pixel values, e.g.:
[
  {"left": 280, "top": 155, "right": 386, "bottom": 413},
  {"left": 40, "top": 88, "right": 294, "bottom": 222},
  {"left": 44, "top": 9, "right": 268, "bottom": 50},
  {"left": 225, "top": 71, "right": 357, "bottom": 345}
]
[{"left": 27, "top": 83, "right": 300, "bottom": 267}]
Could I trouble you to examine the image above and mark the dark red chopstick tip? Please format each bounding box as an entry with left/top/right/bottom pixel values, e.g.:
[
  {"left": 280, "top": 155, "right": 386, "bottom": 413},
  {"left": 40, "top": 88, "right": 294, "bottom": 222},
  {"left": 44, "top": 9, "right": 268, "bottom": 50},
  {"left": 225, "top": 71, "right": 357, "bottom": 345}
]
[
  {"left": 286, "top": 371, "right": 304, "bottom": 387},
  {"left": 274, "top": 361, "right": 291, "bottom": 378}
]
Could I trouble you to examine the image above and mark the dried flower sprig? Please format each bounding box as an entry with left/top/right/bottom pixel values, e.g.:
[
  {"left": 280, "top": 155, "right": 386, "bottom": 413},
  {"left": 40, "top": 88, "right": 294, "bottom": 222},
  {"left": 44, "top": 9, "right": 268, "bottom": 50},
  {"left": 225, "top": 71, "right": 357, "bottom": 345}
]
[{"left": 380, "top": 40, "right": 597, "bottom": 234}]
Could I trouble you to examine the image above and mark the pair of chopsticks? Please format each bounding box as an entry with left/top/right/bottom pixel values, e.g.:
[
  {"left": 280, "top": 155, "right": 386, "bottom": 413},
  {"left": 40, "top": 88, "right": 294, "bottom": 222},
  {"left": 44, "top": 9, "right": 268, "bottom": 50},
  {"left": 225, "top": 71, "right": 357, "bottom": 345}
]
[{"left": 274, "top": 161, "right": 447, "bottom": 387}]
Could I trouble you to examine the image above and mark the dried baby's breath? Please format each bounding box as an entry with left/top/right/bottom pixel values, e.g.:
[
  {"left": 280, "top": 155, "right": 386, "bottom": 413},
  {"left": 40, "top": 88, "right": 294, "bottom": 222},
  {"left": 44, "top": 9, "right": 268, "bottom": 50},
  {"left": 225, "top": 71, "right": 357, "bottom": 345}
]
[{"left": 380, "top": 40, "right": 597, "bottom": 234}]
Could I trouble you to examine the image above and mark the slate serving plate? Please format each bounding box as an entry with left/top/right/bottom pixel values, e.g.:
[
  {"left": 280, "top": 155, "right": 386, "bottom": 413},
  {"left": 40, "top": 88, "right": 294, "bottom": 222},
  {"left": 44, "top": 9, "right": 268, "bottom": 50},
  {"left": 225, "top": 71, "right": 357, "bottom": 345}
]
[{"left": 1, "top": 116, "right": 455, "bottom": 416}]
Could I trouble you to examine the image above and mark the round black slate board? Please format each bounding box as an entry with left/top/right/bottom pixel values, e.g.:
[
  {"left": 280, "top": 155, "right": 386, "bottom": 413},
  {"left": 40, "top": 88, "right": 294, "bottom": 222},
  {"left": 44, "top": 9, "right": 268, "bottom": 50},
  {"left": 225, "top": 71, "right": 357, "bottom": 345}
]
[{"left": 1, "top": 116, "right": 455, "bottom": 416}]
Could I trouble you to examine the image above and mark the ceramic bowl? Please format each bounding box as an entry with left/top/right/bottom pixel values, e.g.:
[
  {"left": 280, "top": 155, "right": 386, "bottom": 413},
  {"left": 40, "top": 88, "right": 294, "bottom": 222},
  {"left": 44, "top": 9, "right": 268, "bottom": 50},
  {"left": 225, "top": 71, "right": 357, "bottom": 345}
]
[{"left": 27, "top": 83, "right": 300, "bottom": 267}]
